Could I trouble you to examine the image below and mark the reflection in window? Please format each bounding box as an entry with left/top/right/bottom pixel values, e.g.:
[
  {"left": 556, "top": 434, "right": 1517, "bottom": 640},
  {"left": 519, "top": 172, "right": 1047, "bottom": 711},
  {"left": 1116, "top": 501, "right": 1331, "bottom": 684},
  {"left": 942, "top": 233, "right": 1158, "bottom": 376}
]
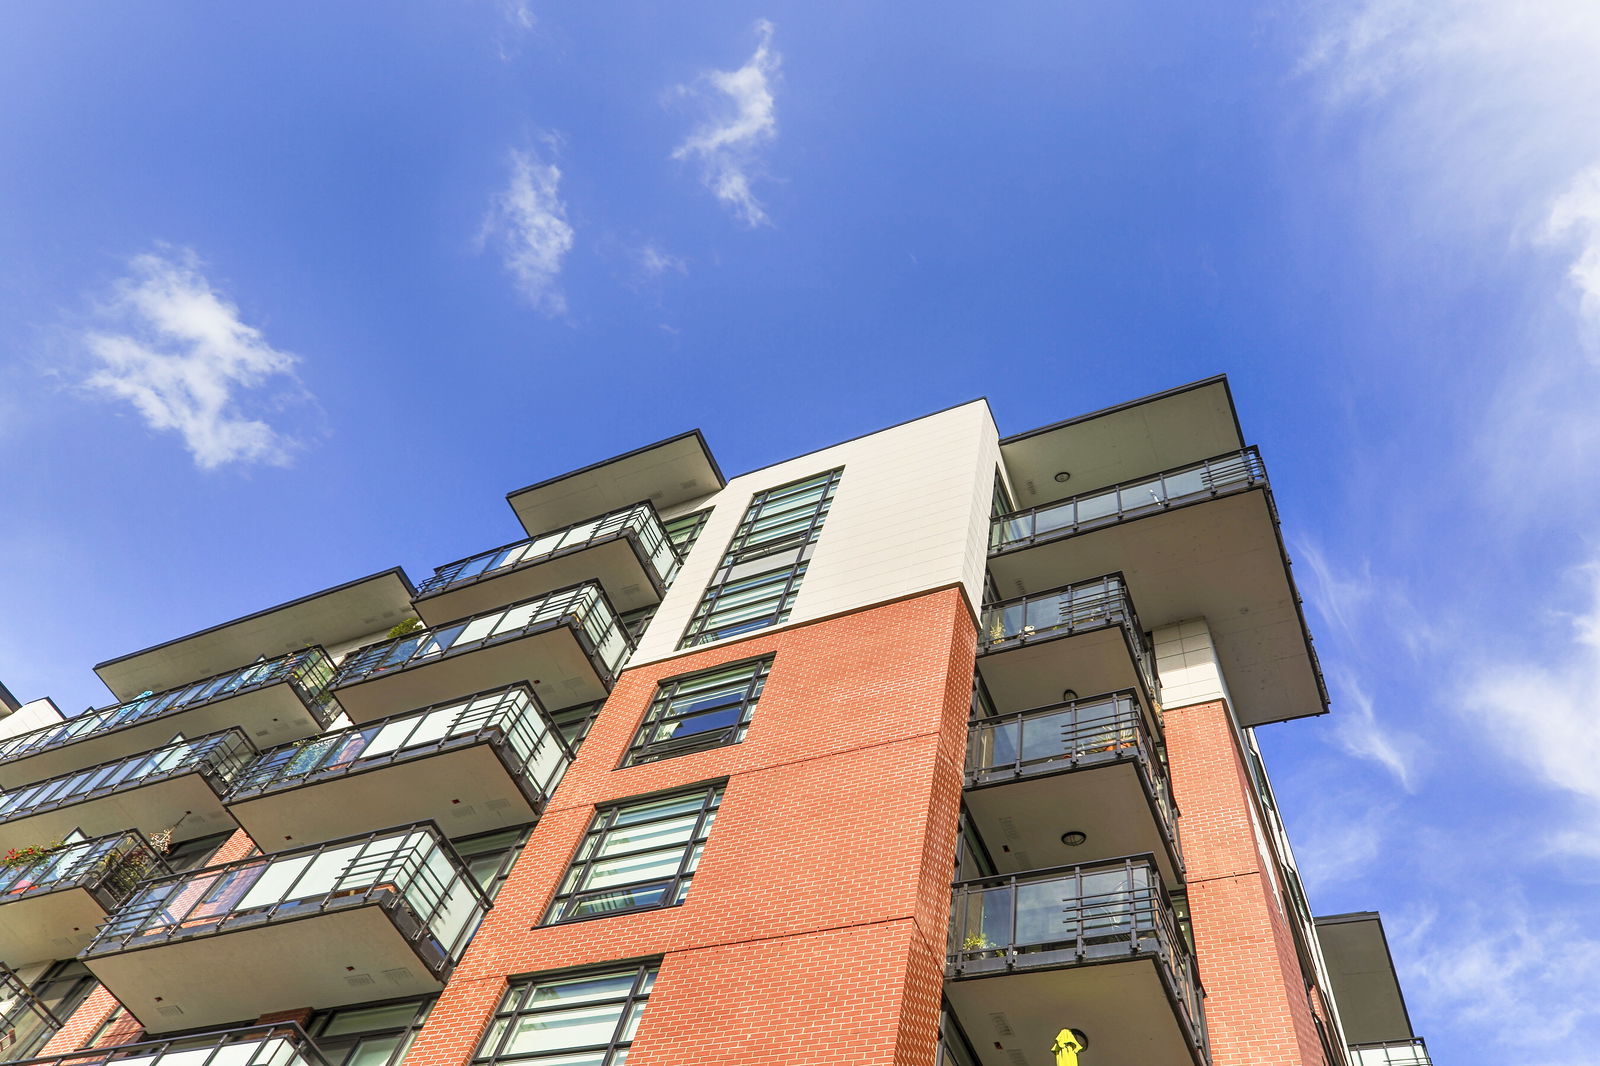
[
  {"left": 546, "top": 787, "right": 722, "bottom": 924},
  {"left": 472, "top": 963, "right": 656, "bottom": 1066},
  {"left": 624, "top": 658, "right": 771, "bottom": 766}
]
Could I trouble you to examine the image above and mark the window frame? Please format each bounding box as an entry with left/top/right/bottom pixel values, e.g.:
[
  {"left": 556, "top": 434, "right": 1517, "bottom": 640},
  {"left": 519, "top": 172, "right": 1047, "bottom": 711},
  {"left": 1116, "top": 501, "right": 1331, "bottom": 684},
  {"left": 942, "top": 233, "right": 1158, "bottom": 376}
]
[
  {"left": 470, "top": 961, "right": 658, "bottom": 1066},
  {"left": 543, "top": 784, "right": 723, "bottom": 925},
  {"left": 622, "top": 656, "right": 773, "bottom": 767},
  {"left": 678, "top": 468, "right": 842, "bottom": 648}
]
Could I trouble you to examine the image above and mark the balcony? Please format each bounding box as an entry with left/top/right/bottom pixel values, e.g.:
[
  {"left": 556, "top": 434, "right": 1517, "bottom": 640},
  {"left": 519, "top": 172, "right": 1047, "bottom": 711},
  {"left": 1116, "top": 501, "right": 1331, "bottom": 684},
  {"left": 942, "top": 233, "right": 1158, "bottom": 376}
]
[
  {"left": 0, "top": 731, "right": 253, "bottom": 853},
  {"left": 0, "top": 649, "right": 336, "bottom": 790},
  {"left": 414, "top": 502, "right": 679, "bottom": 626},
  {"left": 0, "top": 1023, "right": 332, "bottom": 1066},
  {"left": 989, "top": 448, "right": 1326, "bottom": 727},
  {"left": 945, "top": 856, "right": 1207, "bottom": 1066},
  {"left": 331, "top": 584, "right": 630, "bottom": 722},
  {"left": 82, "top": 823, "right": 488, "bottom": 1033},
  {"left": 1350, "top": 1039, "right": 1432, "bottom": 1065},
  {"left": 0, "top": 963, "right": 61, "bottom": 1060},
  {"left": 226, "top": 684, "right": 571, "bottom": 846},
  {"left": 977, "top": 575, "right": 1159, "bottom": 718},
  {"left": 965, "top": 692, "right": 1181, "bottom": 887},
  {"left": 0, "top": 831, "right": 171, "bottom": 967}
]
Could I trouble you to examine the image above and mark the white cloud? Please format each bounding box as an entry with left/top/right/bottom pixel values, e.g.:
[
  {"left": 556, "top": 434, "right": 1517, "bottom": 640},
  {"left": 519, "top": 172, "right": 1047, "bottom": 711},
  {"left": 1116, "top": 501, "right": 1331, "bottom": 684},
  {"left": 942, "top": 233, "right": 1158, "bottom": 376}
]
[
  {"left": 82, "top": 250, "right": 307, "bottom": 470},
  {"left": 482, "top": 141, "right": 575, "bottom": 315},
  {"left": 1459, "top": 561, "right": 1600, "bottom": 815},
  {"left": 1543, "top": 164, "right": 1600, "bottom": 337},
  {"left": 636, "top": 243, "right": 687, "bottom": 279},
  {"left": 671, "top": 19, "right": 780, "bottom": 227},
  {"left": 1393, "top": 898, "right": 1600, "bottom": 1064}
]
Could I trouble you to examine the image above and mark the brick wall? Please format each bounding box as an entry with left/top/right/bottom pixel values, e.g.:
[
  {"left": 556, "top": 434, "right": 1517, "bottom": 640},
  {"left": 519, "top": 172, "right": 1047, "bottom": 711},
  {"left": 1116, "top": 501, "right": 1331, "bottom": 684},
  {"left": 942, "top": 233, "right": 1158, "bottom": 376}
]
[
  {"left": 1164, "top": 699, "right": 1326, "bottom": 1066},
  {"left": 403, "top": 586, "right": 977, "bottom": 1066}
]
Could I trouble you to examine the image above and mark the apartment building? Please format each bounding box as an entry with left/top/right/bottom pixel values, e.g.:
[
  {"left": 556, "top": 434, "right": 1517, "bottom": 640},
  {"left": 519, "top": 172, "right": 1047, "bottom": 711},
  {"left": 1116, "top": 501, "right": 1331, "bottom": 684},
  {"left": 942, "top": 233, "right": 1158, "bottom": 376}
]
[{"left": 0, "top": 377, "right": 1431, "bottom": 1066}]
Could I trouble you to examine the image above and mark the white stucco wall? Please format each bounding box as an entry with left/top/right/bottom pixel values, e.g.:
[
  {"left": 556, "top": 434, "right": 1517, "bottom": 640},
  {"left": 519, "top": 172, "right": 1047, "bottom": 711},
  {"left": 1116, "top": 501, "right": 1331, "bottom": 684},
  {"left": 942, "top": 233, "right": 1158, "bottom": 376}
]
[{"left": 630, "top": 400, "right": 1000, "bottom": 666}]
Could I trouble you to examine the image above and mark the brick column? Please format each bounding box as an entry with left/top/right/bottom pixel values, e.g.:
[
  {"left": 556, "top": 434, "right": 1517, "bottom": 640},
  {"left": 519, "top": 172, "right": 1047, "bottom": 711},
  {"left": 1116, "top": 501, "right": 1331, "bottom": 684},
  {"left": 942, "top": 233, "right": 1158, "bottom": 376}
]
[{"left": 1164, "top": 699, "right": 1325, "bottom": 1066}]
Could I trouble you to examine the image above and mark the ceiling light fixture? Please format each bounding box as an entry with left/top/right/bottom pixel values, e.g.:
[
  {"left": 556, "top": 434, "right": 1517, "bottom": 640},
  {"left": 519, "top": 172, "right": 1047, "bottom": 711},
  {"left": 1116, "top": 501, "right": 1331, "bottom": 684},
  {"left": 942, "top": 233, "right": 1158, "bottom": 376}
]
[
  {"left": 1061, "top": 830, "right": 1088, "bottom": 847},
  {"left": 1054, "top": 471, "right": 1071, "bottom": 483}
]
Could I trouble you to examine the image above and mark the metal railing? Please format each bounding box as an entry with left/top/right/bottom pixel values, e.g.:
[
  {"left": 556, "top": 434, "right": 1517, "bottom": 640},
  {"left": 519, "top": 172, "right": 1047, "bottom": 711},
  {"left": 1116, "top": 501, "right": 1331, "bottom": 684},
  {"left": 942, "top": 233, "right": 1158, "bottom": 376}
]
[
  {"left": 979, "top": 574, "right": 1158, "bottom": 697},
  {"left": 417, "top": 501, "right": 679, "bottom": 600},
  {"left": 0, "top": 1023, "right": 332, "bottom": 1066},
  {"left": 0, "top": 648, "right": 337, "bottom": 768},
  {"left": 967, "top": 691, "right": 1177, "bottom": 849},
  {"left": 0, "top": 731, "right": 254, "bottom": 826},
  {"left": 334, "top": 583, "right": 631, "bottom": 690},
  {"left": 227, "top": 684, "right": 572, "bottom": 805},
  {"left": 0, "top": 830, "right": 171, "bottom": 911},
  {"left": 1350, "top": 1039, "right": 1432, "bottom": 1065},
  {"left": 946, "top": 855, "right": 1206, "bottom": 1056},
  {"left": 83, "top": 822, "right": 489, "bottom": 978},
  {"left": 991, "top": 447, "right": 1267, "bottom": 552},
  {"left": 0, "top": 963, "right": 61, "bottom": 1062}
]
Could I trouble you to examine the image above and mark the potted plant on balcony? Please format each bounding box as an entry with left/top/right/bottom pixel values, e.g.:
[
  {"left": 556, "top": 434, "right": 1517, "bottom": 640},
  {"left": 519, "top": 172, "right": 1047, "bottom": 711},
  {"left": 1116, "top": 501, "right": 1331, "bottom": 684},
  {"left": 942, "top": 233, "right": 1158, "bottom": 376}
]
[{"left": 961, "top": 932, "right": 1005, "bottom": 958}]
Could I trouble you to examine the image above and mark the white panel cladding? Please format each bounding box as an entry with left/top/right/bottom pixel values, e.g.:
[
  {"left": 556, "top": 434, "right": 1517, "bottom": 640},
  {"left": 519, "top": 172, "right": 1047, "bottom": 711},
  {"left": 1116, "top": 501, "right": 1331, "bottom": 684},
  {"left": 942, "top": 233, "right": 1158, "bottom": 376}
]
[
  {"left": 1152, "top": 618, "right": 1233, "bottom": 710},
  {"left": 629, "top": 401, "right": 1000, "bottom": 666},
  {"left": 0, "top": 699, "right": 65, "bottom": 741}
]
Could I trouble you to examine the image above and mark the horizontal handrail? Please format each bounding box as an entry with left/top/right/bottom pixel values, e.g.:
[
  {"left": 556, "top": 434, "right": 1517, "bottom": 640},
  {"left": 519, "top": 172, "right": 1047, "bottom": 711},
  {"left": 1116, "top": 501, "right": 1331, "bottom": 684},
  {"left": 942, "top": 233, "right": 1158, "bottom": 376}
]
[
  {"left": 334, "top": 582, "right": 632, "bottom": 687},
  {"left": 417, "top": 501, "right": 679, "bottom": 598},
  {"left": 947, "top": 855, "right": 1206, "bottom": 1054},
  {"left": 1349, "top": 1038, "right": 1432, "bottom": 1065},
  {"left": 979, "top": 574, "right": 1158, "bottom": 699},
  {"left": 0, "top": 829, "right": 172, "bottom": 909},
  {"left": 227, "top": 683, "right": 572, "bottom": 802},
  {"left": 0, "top": 648, "right": 336, "bottom": 767},
  {"left": 967, "top": 691, "right": 1177, "bottom": 845},
  {"left": 0, "top": 730, "right": 254, "bottom": 825},
  {"left": 992, "top": 447, "right": 1267, "bottom": 552},
  {"left": 0, "top": 1022, "right": 333, "bottom": 1066},
  {"left": 84, "top": 821, "right": 489, "bottom": 974}
]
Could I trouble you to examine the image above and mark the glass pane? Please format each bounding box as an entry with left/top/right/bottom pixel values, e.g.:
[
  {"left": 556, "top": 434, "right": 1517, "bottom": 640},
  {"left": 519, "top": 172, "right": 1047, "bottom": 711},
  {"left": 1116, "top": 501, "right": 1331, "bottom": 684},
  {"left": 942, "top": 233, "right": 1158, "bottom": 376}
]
[{"left": 503, "top": 1004, "right": 624, "bottom": 1054}]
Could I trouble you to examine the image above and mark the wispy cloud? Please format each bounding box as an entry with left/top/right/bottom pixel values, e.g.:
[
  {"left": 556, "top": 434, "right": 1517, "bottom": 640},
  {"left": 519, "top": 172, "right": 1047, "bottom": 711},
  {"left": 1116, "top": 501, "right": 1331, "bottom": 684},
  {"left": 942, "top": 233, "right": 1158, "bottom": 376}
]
[
  {"left": 482, "top": 140, "right": 575, "bottom": 315},
  {"left": 671, "top": 19, "right": 780, "bottom": 226},
  {"left": 82, "top": 249, "right": 308, "bottom": 470},
  {"left": 1394, "top": 897, "right": 1600, "bottom": 1065},
  {"left": 636, "top": 243, "right": 687, "bottom": 279},
  {"left": 1459, "top": 561, "right": 1600, "bottom": 834},
  {"left": 494, "top": 0, "right": 536, "bottom": 62}
]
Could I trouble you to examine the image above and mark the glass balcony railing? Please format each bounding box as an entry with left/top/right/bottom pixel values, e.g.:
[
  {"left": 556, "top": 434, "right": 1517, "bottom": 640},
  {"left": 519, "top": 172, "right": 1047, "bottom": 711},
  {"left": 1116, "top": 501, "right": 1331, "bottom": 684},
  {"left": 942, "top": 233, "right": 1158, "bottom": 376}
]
[
  {"left": 0, "top": 731, "right": 254, "bottom": 826},
  {"left": 991, "top": 447, "right": 1267, "bottom": 552},
  {"left": 0, "top": 648, "right": 336, "bottom": 768},
  {"left": 0, "top": 830, "right": 171, "bottom": 910},
  {"left": 227, "top": 684, "right": 572, "bottom": 804},
  {"left": 967, "top": 691, "right": 1177, "bottom": 845},
  {"left": 0, "top": 963, "right": 61, "bottom": 1061},
  {"left": 83, "top": 823, "right": 488, "bottom": 978},
  {"left": 0, "top": 1023, "right": 332, "bottom": 1066},
  {"left": 416, "top": 502, "right": 679, "bottom": 599},
  {"left": 1350, "top": 1039, "right": 1433, "bottom": 1065},
  {"left": 947, "top": 856, "right": 1206, "bottom": 1051},
  {"left": 979, "top": 575, "right": 1157, "bottom": 694},
  {"left": 333, "top": 584, "right": 631, "bottom": 689}
]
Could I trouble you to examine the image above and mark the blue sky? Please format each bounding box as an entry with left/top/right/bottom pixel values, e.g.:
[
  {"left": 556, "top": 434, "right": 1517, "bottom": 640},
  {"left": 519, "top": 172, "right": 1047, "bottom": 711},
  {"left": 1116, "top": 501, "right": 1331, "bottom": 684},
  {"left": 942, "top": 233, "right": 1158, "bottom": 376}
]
[{"left": 3, "top": 3, "right": 1598, "bottom": 1062}]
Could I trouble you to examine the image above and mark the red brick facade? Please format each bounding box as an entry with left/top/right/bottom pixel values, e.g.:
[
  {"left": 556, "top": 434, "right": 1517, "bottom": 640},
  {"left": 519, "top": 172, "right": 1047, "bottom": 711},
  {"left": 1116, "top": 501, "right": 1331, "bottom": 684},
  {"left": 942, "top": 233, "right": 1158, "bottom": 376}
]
[
  {"left": 1164, "top": 698, "right": 1327, "bottom": 1066},
  {"left": 399, "top": 586, "right": 978, "bottom": 1066}
]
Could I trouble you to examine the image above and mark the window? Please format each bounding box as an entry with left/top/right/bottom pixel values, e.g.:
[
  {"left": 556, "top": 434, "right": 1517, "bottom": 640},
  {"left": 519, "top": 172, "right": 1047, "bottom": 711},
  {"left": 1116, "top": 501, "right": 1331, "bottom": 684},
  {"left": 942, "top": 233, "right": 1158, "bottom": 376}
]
[
  {"left": 663, "top": 509, "right": 710, "bottom": 556},
  {"left": 452, "top": 825, "right": 533, "bottom": 901},
  {"left": 623, "top": 658, "right": 771, "bottom": 766},
  {"left": 306, "top": 996, "right": 434, "bottom": 1066},
  {"left": 546, "top": 787, "right": 722, "bottom": 923},
  {"left": 471, "top": 963, "right": 656, "bottom": 1066},
  {"left": 548, "top": 701, "right": 603, "bottom": 752},
  {"left": 161, "top": 831, "right": 235, "bottom": 872},
  {"left": 617, "top": 605, "right": 658, "bottom": 643},
  {"left": 679, "top": 469, "right": 842, "bottom": 648}
]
